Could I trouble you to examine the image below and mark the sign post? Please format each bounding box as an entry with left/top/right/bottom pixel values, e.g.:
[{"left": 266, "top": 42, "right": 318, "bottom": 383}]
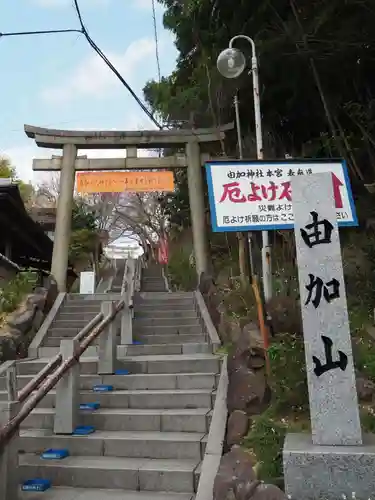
[
  {"left": 205, "top": 159, "right": 358, "bottom": 232},
  {"left": 283, "top": 173, "right": 375, "bottom": 500}
]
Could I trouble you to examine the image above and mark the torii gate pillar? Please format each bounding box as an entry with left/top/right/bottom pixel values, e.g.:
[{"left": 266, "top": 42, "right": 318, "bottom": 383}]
[
  {"left": 51, "top": 144, "right": 77, "bottom": 292},
  {"left": 186, "top": 141, "right": 209, "bottom": 276}
]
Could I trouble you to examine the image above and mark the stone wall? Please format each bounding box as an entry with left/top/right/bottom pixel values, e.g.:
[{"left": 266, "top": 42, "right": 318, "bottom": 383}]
[
  {"left": 0, "top": 275, "right": 58, "bottom": 361},
  {"left": 198, "top": 273, "right": 287, "bottom": 500}
]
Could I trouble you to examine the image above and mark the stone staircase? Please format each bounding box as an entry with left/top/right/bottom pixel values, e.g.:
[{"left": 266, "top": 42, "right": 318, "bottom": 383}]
[{"left": 0, "top": 266, "right": 220, "bottom": 499}]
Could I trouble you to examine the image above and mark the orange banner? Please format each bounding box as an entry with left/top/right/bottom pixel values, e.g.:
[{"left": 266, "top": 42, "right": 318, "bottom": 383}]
[{"left": 76, "top": 171, "right": 175, "bottom": 193}]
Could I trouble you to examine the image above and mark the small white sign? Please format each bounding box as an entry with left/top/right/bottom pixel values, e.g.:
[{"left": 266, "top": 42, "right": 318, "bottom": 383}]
[
  {"left": 205, "top": 160, "right": 358, "bottom": 232},
  {"left": 80, "top": 271, "right": 95, "bottom": 294}
]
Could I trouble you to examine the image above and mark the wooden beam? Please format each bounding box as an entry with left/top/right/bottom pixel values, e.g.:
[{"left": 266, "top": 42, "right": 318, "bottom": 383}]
[{"left": 32, "top": 154, "right": 211, "bottom": 171}]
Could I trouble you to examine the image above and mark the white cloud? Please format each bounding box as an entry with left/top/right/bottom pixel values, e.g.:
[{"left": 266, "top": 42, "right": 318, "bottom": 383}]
[
  {"left": 133, "top": 0, "right": 162, "bottom": 10},
  {"left": 32, "top": 0, "right": 109, "bottom": 8},
  {"left": 41, "top": 37, "right": 158, "bottom": 103}
]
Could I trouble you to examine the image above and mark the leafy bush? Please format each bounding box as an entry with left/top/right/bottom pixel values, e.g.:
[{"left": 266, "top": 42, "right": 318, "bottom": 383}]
[
  {"left": 167, "top": 247, "right": 196, "bottom": 290},
  {"left": 243, "top": 409, "right": 287, "bottom": 481},
  {"left": 267, "top": 333, "right": 308, "bottom": 411},
  {"left": 0, "top": 271, "right": 38, "bottom": 314}
]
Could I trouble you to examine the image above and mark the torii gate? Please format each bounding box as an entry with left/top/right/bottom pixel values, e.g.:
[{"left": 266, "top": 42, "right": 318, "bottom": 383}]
[{"left": 25, "top": 123, "right": 234, "bottom": 292}]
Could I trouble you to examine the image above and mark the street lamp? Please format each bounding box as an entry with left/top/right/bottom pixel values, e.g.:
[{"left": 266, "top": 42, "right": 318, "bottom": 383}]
[{"left": 217, "top": 35, "right": 272, "bottom": 302}]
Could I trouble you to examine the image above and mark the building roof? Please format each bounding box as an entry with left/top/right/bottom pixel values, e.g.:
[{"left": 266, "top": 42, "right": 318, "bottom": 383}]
[{"left": 0, "top": 183, "right": 75, "bottom": 274}]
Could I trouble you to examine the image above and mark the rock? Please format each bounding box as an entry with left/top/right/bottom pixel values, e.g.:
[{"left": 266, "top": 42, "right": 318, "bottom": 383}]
[
  {"left": 250, "top": 483, "right": 288, "bottom": 500},
  {"left": 219, "top": 313, "right": 242, "bottom": 345},
  {"left": 213, "top": 447, "right": 256, "bottom": 500},
  {"left": 267, "top": 296, "right": 302, "bottom": 335},
  {"left": 26, "top": 290, "right": 47, "bottom": 311},
  {"left": 227, "top": 365, "right": 267, "bottom": 415},
  {"left": 32, "top": 309, "right": 45, "bottom": 332},
  {"left": 234, "top": 480, "right": 262, "bottom": 500},
  {"left": 8, "top": 306, "right": 36, "bottom": 335},
  {"left": 227, "top": 410, "right": 250, "bottom": 447},
  {"left": 356, "top": 373, "right": 375, "bottom": 402},
  {"left": 43, "top": 275, "right": 58, "bottom": 313}
]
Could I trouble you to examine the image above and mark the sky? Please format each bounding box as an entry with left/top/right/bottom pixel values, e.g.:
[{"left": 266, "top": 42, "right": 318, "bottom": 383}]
[{"left": 0, "top": 0, "right": 178, "bottom": 184}]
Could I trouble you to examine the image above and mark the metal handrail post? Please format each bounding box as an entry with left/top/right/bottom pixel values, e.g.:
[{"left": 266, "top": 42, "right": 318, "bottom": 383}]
[
  {"left": 98, "top": 301, "right": 117, "bottom": 375},
  {"left": 54, "top": 339, "right": 80, "bottom": 435},
  {"left": 0, "top": 400, "right": 20, "bottom": 499}
]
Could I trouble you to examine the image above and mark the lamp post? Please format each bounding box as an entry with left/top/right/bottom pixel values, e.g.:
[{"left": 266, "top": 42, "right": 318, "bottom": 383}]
[{"left": 217, "top": 35, "right": 272, "bottom": 302}]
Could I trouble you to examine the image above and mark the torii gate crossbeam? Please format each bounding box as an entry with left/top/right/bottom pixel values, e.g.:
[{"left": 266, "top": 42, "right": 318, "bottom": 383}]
[{"left": 25, "top": 123, "right": 234, "bottom": 291}]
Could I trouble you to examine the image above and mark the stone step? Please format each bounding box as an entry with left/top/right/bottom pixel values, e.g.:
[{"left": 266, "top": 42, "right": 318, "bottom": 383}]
[
  {"left": 42, "top": 338, "right": 211, "bottom": 355},
  {"left": 56, "top": 312, "right": 99, "bottom": 321},
  {"left": 19, "top": 454, "right": 199, "bottom": 492},
  {"left": 134, "top": 311, "right": 198, "bottom": 319},
  {"left": 1, "top": 388, "right": 213, "bottom": 409},
  {"left": 16, "top": 354, "right": 220, "bottom": 376},
  {"left": 134, "top": 318, "right": 200, "bottom": 328},
  {"left": 134, "top": 325, "right": 203, "bottom": 336},
  {"left": 61, "top": 305, "right": 102, "bottom": 314},
  {"left": 66, "top": 297, "right": 104, "bottom": 304},
  {"left": 135, "top": 334, "right": 206, "bottom": 345},
  {"left": 134, "top": 304, "right": 195, "bottom": 312},
  {"left": 52, "top": 319, "right": 106, "bottom": 329},
  {"left": 19, "top": 487, "right": 194, "bottom": 500},
  {"left": 20, "top": 429, "right": 206, "bottom": 460},
  {"left": 1, "top": 372, "right": 217, "bottom": 391},
  {"left": 22, "top": 407, "right": 210, "bottom": 433}
]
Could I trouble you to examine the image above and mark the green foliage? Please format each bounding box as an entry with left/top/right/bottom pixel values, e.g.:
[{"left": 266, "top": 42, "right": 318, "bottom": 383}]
[
  {"left": 167, "top": 247, "right": 196, "bottom": 290},
  {"left": 0, "top": 271, "right": 38, "bottom": 314},
  {"left": 243, "top": 409, "right": 287, "bottom": 481},
  {"left": 69, "top": 229, "right": 98, "bottom": 263},
  {"left": 268, "top": 333, "right": 308, "bottom": 411},
  {"left": 0, "top": 157, "right": 34, "bottom": 205},
  {"left": 72, "top": 201, "right": 97, "bottom": 231}
]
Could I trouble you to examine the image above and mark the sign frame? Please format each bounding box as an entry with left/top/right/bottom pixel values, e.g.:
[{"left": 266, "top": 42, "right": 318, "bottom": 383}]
[{"left": 205, "top": 158, "right": 358, "bottom": 232}]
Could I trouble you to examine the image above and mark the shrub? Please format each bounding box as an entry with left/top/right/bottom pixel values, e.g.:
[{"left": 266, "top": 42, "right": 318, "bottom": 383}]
[{"left": 0, "top": 270, "right": 38, "bottom": 314}]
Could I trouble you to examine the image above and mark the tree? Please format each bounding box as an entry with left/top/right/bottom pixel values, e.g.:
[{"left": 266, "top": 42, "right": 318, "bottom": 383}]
[{"left": 0, "top": 157, "right": 35, "bottom": 206}]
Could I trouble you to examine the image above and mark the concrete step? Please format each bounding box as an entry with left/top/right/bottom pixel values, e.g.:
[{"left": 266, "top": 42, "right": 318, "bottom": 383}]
[
  {"left": 134, "top": 318, "right": 200, "bottom": 327},
  {"left": 56, "top": 312, "right": 99, "bottom": 321},
  {"left": 134, "top": 304, "right": 195, "bottom": 312},
  {"left": 135, "top": 334, "right": 206, "bottom": 345},
  {"left": 19, "top": 487, "right": 194, "bottom": 500},
  {"left": 66, "top": 298, "right": 103, "bottom": 304},
  {"left": 20, "top": 429, "right": 206, "bottom": 460},
  {"left": 60, "top": 305, "right": 102, "bottom": 314},
  {"left": 19, "top": 454, "right": 198, "bottom": 492},
  {"left": 1, "top": 388, "right": 213, "bottom": 409},
  {"left": 1, "top": 372, "right": 217, "bottom": 391},
  {"left": 134, "top": 325, "right": 203, "bottom": 336},
  {"left": 17, "top": 354, "right": 220, "bottom": 376},
  {"left": 42, "top": 338, "right": 211, "bottom": 355},
  {"left": 134, "top": 311, "right": 198, "bottom": 319},
  {"left": 22, "top": 407, "right": 211, "bottom": 433},
  {"left": 52, "top": 319, "right": 103, "bottom": 329}
]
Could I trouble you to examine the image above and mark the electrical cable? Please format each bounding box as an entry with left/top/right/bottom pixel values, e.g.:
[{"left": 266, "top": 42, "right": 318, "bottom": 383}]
[
  {"left": 151, "top": 0, "right": 161, "bottom": 83},
  {"left": 72, "top": 0, "right": 162, "bottom": 129},
  {"left": 0, "top": 28, "right": 82, "bottom": 38}
]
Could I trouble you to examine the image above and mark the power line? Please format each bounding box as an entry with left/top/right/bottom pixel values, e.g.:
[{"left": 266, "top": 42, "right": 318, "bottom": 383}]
[
  {"left": 151, "top": 0, "right": 161, "bottom": 83},
  {"left": 72, "top": 0, "right": 162, "bottom": 130},
  {"left": 0, "top": 28, "right": 82, "bottom": 38}
]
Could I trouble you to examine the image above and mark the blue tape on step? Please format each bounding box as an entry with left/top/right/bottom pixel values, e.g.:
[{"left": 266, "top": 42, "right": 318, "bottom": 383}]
[
  {"left": 22, "top": 479, "right": 51, "bottom": 492},
  {"left": 41, "top": 449, "right": 69, "bottom": 460},
  {"left": 73, "top": 425, "right": 95, "bottom": 436},
  {"left": 114, "top": 369, "right": 130, "bottom": 375},
  {"left": 80, "top": 402, "right": 100, "bottom": 410},
  {"left": 92, "top": 385, "right": 113, "bottom": 392}
]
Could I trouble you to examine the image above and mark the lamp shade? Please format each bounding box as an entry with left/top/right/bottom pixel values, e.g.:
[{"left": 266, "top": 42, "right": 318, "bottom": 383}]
[{"left": 217, "top": 47, "right": 246, "bottom": 79}]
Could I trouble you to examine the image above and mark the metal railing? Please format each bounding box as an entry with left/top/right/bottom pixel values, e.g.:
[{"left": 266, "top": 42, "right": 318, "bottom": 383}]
[{"left": 0, "top": 256, "right": 144, "bottom": 498}]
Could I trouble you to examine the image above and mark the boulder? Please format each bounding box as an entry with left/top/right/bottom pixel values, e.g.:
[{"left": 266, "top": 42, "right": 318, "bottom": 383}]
[
  {"left": 356, "top": 373, "right": 375, "bottom": 402},
  {"left": 227, "top": 365, "right": 268, "bottom": 415},
  {"left": 26, "top": 290, "right": 47, "bottom": 311},
  {"left": 43, "top": 275, "right": 58, "bottom": 313},
  {"left": 213, "top": 447, "right": 256, "bottom": 500},
  {"left": 8, "top": 306, "right": 36, "bottom": 335},
  {"left": 227, "top": 410, "right": 250, "bottom": 447}
]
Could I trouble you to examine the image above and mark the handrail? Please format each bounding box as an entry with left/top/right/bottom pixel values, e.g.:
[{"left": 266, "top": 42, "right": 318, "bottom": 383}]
[
  {"left": 74, "top": 313, "right": 103, "bottom": 342},
  {"left": 120, "top": 258, "right": 129, "bottom": 296},
  {"left": 0, "top": 299, "right": 124, "bottom": 452},
  {"left": 18, "top": 355, "right": 61, "bottom": 404}
]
